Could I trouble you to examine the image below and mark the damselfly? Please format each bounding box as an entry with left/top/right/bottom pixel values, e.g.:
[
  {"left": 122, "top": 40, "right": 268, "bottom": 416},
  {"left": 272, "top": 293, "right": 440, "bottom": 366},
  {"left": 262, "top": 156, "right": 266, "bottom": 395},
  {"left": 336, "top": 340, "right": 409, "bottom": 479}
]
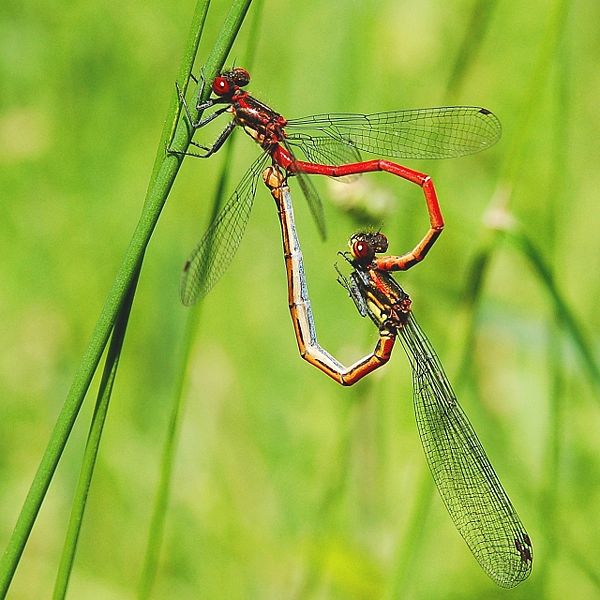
[
  {"left": 336, "top": 230, "right": 533, "bottom": 587},
  {"left": 262, "top": 164, "right": 445, "bottom": 384},
  {"left": 175, "top": 68, "right": 500, "bottom": 305}
]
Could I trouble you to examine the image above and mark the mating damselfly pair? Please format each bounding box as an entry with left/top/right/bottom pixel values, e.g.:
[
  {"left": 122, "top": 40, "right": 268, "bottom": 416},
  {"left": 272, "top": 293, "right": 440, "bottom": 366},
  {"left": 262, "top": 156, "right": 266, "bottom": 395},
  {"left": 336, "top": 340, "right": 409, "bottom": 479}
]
[{"left": 173, "top": 68, "right": 532, "bottom": 587}]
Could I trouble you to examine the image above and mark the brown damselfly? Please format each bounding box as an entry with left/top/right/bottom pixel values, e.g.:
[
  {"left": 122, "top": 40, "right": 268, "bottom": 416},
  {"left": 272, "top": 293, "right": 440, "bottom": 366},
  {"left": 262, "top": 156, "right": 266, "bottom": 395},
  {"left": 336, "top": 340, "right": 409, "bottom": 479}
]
[{"left": 335, "top": 230, "right": 533, "bottom": 587}]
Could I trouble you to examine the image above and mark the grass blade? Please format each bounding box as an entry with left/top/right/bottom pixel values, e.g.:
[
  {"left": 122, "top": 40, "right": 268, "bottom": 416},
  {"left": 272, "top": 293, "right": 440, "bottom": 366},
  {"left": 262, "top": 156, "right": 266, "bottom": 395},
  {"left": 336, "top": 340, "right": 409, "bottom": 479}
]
[
  {"left": 138, "top": 3, "right": 263, "bottom": 595},
  {"left": 52, "top": 273, "right": 140, "bottom": 600},
  {"left": 385, "top": 469, "right": 434, "bottom": 599},
  {"left": 445, "top": 0, "right": 498, "bottom": 99},
  {"left": 538, "top": 10, "right": 570, "bottom": 590},
  {"left": 506, "top": 227, "right": 600, "bottom": 391},
  {"left": 0, "top": 0, "right": 253, "bottom": 594}
]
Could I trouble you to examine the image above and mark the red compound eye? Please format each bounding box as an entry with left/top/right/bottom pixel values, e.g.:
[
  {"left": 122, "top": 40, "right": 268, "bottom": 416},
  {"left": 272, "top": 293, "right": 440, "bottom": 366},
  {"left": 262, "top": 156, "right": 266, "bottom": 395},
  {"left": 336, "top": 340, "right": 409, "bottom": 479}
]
[
  {"left": 352, "top": 240, "right": 373, "bottom": 261},
  {"left": 212, "top": 76, "right": 232, "bottom": 96}
]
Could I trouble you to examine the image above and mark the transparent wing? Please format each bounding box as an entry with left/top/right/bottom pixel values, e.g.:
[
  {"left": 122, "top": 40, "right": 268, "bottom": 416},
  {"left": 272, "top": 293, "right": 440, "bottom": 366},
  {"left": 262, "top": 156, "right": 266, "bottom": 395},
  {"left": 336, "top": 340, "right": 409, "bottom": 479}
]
[
  {"left": 286, "top": 106, "right": 501, "bottom": 159},
  {"left": 335, "top": 266, "right": 368, "bottom": 317},
  {"left": 286, "top": 133, "right": 362, "bottom": 166},
  {"left": 282, "top": 139, "right": 326, "bottom": 240},
  {"left": 399, "top": 314, "right": 532, "bottom": 587},
  {"left": 180, "top": 154, "right": 269, "bottom": 305}
]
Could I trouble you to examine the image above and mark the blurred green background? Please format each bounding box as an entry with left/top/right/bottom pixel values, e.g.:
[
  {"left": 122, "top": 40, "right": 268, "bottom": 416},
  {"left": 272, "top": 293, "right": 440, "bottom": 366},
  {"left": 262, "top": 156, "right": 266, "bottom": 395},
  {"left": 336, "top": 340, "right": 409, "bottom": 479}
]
[{"left": 1, "top": 0, "right": 600, "bottom": 598}]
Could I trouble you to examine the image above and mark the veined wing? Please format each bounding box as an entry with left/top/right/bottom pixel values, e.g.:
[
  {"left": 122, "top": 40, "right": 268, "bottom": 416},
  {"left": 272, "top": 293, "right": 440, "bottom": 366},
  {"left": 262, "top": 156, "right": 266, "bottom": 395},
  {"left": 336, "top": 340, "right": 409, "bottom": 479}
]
[
  {"left": 399, "top": 314, "right": 532, "bottom": 587},
  {"left": 286, "top": 133, "right": 362, "bottom": 166},
  {"left": 286, "top": 107, "right": 501, "bottom": 159},
  {"left": 281, "top": 139, "right": 327, "bottom": 240},
  {"left": 286, "top": 134, "right": 364, "bottom": 187},
  {"left": 180, "top": 153, "right": 269, "bottom": 305}
]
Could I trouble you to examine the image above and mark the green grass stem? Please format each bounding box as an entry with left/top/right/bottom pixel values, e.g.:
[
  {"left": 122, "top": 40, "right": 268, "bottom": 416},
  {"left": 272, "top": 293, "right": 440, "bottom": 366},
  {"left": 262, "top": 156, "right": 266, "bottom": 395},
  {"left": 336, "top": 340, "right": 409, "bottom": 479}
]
[
  {"left": 51, "top": 0, "right": 219, "bottom": 593},
  {"left": 385, "top": 469, "right": 434, "bottom": 599},
  {"left": 538, "top": 12, "right": 570, "bottom": 591},
  {"left": 500, "top": 0, "right": 570, "bottom": 189},
  {"left": 444, "top": 0, "right": 498, "bottom": 99},
  {"left": 137, "top": 3, "right": 261, "bottom": 595},
  {"left": 505, "top": 227, "right": 600, "bottom": 391},
  {"left": 52, "top": 273, "right": 140, "bottom": 600},
  {"left": 455, "top": 0, "right": 571, "bottom": 391},
  {"left": 136, "top": 306, "right": 201, "bottom": 600},
  {"left": 0, "top": 0, "right": 252, "bottom": 595}
]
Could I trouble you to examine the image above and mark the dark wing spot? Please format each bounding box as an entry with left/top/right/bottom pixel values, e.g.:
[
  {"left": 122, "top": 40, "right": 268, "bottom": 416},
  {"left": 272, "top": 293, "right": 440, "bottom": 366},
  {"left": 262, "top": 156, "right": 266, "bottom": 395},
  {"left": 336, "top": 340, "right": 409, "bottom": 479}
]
[{"left": 514, "top": 536, "right": 533, "bottom": 563}]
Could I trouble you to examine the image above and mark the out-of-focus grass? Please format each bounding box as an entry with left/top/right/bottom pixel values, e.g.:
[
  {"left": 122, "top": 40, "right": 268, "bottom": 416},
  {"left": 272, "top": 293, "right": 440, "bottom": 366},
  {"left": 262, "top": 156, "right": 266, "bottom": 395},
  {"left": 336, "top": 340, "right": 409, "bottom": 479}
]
[
  {"left": 1, "top": 0, "right": 600, "bottom": 598},
  {"left": 1, "top": 0, "right": 253, "bottom": 594},
  {"left": 138, "top": 3, "right": 264, "bottom": 598}
]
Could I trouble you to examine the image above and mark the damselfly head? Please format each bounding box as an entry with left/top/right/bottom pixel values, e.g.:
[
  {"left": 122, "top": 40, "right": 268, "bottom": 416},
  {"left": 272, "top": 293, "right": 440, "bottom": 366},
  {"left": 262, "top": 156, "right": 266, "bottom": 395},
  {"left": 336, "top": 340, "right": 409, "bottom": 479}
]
[
  {"left": 349, "top": 232, "right": 389, "bottom": 264},
  {"left": 212, "top": 67, "right": 251, "bottom": 96}
]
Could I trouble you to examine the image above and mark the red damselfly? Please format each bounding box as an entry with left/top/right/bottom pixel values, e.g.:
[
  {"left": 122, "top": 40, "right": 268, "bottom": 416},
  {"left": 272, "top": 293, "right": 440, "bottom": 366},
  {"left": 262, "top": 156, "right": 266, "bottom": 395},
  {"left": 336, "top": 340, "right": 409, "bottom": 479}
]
[
  {"left": 336, "top": 231, "right": 533, "bottom": 587},
  {"left": 262, "top": 164, "right": 445, "bottom": 384},
  {"left": 175, "top": 67, "right": 500, "bottom": 305}
]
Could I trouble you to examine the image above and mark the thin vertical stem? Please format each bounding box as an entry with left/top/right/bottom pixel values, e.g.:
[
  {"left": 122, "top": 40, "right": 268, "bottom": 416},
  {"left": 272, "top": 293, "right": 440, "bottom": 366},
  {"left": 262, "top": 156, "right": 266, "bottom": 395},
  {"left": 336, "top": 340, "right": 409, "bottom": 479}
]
[
  {"left": 53, "top": 272, "right": 140, "bottom": 600},
  {"left": 445, "top": 0, "right": 498, "bottom": 99},
  {"left": 539, "top": 7, "right": 570, "bottom": 591},
  {"left": 0, "top": 0, "right": 252, "bottom": 595},
  {"left": 137, "top": 1, "right": 261, "bottom": 596}
]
